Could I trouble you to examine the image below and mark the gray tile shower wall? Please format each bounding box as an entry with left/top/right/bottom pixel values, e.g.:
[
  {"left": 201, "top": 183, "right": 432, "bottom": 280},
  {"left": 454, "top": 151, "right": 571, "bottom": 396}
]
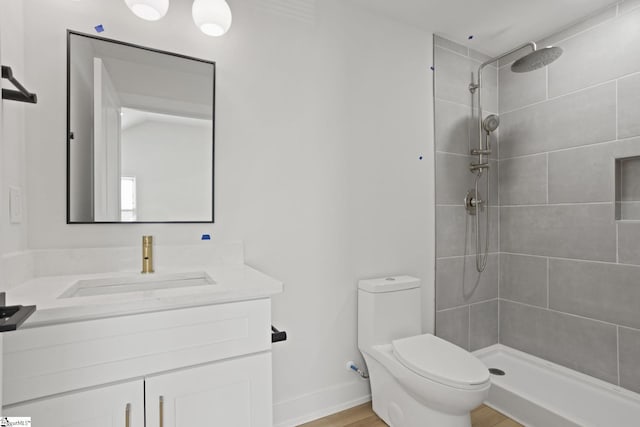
[
  {"left": 469, "top": 299, "right": 499, "bottom": 351},
  {"left": 619, "top": 327, "right": 640, "bottom": 393},
  {"left": 499, "top": 253, "right": 547, "bottom": 308},
  {"left": 498, "top": 2, "right": 640, "bottom": 394},
  {"left": 500, "top": 300, "right": 619, "bottom": 384},
  {"left": 433, "top": 35, "right": 499, "bottom": 351}
]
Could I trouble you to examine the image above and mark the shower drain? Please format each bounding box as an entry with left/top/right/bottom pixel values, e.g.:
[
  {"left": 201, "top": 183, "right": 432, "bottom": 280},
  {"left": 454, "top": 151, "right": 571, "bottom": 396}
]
[{"left": 488, "top": 368, "right": 506, "bottom": 376}]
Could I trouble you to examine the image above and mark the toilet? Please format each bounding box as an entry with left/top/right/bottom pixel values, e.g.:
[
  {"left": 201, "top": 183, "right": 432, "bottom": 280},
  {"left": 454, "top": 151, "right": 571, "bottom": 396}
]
[{"left": 358, "top": 276, "right": 491, "bottom": 427}]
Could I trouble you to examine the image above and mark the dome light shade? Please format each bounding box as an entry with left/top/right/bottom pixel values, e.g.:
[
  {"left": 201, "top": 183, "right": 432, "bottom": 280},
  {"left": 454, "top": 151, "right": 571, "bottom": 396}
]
[
  {"left": 192, "top": 0, "right": 232, "bottom": 37},
  {"left": 124, "top": 0, "right": 169, "bottom": 21}
]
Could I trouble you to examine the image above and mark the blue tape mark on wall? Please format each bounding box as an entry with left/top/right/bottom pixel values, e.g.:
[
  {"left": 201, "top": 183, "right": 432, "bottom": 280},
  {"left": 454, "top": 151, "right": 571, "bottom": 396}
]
[
  {"left": 201, "top": 234, "right": 211, "bottom": 240},
  {"left": 95, "top": 24, "right": 105, "bottom": 33}
]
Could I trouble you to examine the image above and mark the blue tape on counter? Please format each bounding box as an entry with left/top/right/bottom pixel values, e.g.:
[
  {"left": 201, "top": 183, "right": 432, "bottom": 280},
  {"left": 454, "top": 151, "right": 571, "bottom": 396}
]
[
  {"left": 95, "top": 24, "right": 105, "bottom": 33},
  {"left": 201, "top": 234, "right": 211, "bottom": 240}
]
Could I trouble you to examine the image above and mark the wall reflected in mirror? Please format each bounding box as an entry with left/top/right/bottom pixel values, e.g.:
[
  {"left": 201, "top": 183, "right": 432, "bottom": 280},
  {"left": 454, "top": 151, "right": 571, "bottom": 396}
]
[{"left": 67, "top": 31, "right": 215, "bottom": 223}]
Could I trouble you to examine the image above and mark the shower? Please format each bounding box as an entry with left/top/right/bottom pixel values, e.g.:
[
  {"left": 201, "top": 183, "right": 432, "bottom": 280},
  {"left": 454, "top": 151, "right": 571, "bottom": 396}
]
[{"left": 466, "top": 42, "right": 563, "bottom": 272}]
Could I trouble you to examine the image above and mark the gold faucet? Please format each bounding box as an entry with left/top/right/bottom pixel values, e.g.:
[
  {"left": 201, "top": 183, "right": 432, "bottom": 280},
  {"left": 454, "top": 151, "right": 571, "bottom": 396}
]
[{"left": 142, "top": 235, "right": 154, "bottom": 274}]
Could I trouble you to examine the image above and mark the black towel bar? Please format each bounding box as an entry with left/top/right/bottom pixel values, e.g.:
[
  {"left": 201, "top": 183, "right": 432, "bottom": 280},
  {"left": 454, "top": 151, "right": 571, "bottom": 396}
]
[
  {"left": 0, "top": 292, "right": 36, "bottom": 332},
  {"left": 271, "top": 325, "right": 287, "bottom": 343},
  {"left": 2, "top": 65, "right": 38, "bottom": 104},
  {"left": 0, "top": 305, "right": 36, "bottom": 332}
]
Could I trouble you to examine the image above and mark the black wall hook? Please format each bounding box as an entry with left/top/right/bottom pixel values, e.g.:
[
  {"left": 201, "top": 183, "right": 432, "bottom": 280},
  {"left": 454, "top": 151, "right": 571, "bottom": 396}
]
[{"left": 2, "top": 65, "right": 37, "bottom": 104}]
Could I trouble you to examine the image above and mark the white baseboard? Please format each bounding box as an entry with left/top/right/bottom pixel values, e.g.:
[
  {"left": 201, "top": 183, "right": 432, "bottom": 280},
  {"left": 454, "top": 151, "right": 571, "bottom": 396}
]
[{"left": 273, "top": 380, "right": 371, "bottom": 427}]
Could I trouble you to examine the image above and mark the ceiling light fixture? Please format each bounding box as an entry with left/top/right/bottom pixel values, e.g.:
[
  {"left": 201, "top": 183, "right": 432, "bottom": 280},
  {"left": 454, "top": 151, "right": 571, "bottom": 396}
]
[
  {"left": 124, "top": 0, "right": 169, "bottom": 21},
  {"left": 192, "top": 0, "right": 232, "bottom": 37}
]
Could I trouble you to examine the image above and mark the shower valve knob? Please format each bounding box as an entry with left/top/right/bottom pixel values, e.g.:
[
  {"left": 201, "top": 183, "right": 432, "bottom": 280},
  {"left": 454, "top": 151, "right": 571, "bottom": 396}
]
[{"left": 465, "top": 190, "right": 483, "bottom": 215}]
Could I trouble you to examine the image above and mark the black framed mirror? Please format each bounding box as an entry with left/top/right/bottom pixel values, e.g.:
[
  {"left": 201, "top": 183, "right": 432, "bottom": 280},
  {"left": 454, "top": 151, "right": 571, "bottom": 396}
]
[{"left": 67, "top": 31, "right": 215, "bottom": 223}]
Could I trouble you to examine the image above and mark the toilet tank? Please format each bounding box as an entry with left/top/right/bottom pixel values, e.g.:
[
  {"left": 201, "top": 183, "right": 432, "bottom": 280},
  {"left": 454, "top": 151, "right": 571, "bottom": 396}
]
[{"left": 358, "top": 276, "right": 421, "bottom": 352}]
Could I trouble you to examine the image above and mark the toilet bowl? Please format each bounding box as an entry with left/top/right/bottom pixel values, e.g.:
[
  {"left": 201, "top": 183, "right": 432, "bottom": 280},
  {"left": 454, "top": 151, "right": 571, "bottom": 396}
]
[{"left": 358, "top": 276, "right": 491, "bottom": 427}]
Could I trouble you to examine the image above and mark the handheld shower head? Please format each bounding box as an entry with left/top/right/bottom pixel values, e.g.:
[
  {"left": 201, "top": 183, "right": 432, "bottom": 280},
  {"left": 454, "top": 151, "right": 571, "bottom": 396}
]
[
  {"left": 482, "top": 114, "right": 500, "bottom": 134},
  {"left": 511, "top": 46, "right": 563, "bottom": 73}
]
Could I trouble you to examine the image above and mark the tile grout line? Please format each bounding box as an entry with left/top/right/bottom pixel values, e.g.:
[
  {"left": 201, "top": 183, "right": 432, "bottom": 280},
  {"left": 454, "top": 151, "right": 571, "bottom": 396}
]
[
  {"left": 433, "top": 40, "right": 469, "bottom": 58},
  {"left": 433, "top": 44, "right": 497, "bottom": 69},
  {"left": 546, "top": 257, "right": 550, "bottom": 309},
  {"left": 499, "top": 251, "right": 640, "bottom": 267},
  {"left": 468, "top": 304, "right": 471, "bottom": 351},
  {"left": 546, "top": 153, "right": 550, "bottom": 204},
  {"left": 497, "top": 252, "right": 501, "bottom": 343},
  {"left": 435, "top": 150, "right": 493, "bottom": 159},
  {"left": 436, "top": 204, "right": 500, "bottom": 208},
  {"left": 620, "top": 161, "right": 624, "bottom": 221},
  {"left": 434, "top": 96, "right": 474, "bottom": 110},
  {"left": 499, "top": 79, "right": 615, "bottom": 116},
  {"left": 469, "top": 298, "right": 500, "bottom": 308},
  {"left": 436, "top": 252, "right": 501, "bottom": 261},
  {"left": 436, "top": 297, "right": 499, "bottom": 313},
  {"left": 496, "top": 57, "right": 501, "bottom": 345},
  {"left": 502, "top": 64, "right": 640, "bottom": 117},
  {"left": 501, "top": 298, "right": 623, "bottom": 328},
  {"left": 501, "top": 202, "right": 612, "bottom": 207},
  {"left": 497, "top": 97, "right": 501, "bottom": 345},
  {"left": 616, "top": 79, "right": 620, "bottom": 140},
  {"left": 545, "top": 64, "right": 549, "bottom": 101},
  {"left": 617, "top": 325, "right": 621, "bottom": 386},
  {"left": 547, "top": 257, "right": 551, "bottom": 309},
  {"left": 499, "top": 137, "right": 624, "bottom": 162},
  {"left": 616, "top": 222, "right": 620, "bottom": 263}
]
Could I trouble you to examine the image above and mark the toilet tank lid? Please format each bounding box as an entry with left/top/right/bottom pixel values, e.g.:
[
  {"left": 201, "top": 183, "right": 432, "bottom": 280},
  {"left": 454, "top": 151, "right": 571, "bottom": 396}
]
[{"left": 358, "top": 276, "right": 420, "bottom": 293}]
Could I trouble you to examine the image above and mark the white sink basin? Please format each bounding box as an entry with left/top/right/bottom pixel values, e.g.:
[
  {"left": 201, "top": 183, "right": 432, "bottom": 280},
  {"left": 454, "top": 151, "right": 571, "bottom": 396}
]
[{"left": 59, "top": 271, "right": 216, "bottom": 298}]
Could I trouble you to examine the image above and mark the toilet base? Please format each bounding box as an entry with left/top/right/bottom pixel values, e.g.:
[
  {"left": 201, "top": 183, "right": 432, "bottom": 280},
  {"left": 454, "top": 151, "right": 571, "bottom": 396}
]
[{"left": 364, "top": 353, "right": 474, "bottom": 427}]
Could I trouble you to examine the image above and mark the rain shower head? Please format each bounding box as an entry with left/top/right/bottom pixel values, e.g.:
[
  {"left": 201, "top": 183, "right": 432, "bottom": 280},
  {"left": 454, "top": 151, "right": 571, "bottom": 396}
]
[
  {"left": 511, "top": 46, "right": 563, "bottom": 73},
  {"left": 483, "top": 114, "right": 500, "bottom": 133}
]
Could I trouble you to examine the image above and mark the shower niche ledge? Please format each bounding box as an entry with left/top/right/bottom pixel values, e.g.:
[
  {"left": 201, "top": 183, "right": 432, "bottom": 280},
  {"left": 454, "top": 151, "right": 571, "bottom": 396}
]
[{"left": 616, "top": 155, "right": 640, "bottom": 221}]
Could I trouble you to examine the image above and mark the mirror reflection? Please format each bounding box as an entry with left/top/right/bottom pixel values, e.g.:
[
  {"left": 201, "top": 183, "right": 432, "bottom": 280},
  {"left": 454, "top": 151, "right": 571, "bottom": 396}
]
[{"left": 67, "top": 32, "right": 215, "bottom": 223}]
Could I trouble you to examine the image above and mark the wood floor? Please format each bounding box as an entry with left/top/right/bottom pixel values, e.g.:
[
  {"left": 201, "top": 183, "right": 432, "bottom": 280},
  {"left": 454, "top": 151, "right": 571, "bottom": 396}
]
[{"left": 299, "top": 402, "right": 523, "bottom": 427}]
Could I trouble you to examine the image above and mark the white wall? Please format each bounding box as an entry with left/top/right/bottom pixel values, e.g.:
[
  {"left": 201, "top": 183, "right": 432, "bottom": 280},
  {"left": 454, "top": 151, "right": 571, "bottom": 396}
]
[
  {"left": 0, "top": 0, "right": 28, "bottom": 255},
  {"left": 121, "top": 120, "right": 212, "bottom": 221},
  {"left": 0, "top": 0, "right": 7, "bottom": 411},
  {"left": 0, "top": 0, "right": 4, "bottom": 264},
  {"left": 17, "top": 0, "right": 434, "bottom": 424}
]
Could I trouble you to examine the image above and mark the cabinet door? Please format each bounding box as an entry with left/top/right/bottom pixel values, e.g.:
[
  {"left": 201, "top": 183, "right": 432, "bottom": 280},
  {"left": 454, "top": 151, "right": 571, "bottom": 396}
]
[
  {"left": 3, "top": 379, "right": 144, "bottom": 427},
  {"left": 145, "top": 352, "right": 272, "bottom": 427}
]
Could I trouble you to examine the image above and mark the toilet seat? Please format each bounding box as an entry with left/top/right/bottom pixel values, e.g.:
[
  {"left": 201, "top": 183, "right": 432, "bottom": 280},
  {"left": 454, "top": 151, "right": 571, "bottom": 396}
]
[{"left": 392, "top": 334, "right": 490, "bottom": 390}]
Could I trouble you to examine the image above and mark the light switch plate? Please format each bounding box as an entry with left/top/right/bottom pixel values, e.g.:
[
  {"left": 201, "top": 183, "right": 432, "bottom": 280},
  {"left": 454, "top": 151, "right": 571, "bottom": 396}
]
[{"left": 9, "top": 186, "right": 22, "bottom": 224}]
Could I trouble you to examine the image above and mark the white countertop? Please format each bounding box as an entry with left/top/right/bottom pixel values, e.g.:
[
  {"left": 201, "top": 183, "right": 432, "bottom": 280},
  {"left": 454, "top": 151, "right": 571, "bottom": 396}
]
[{"left": 5, "top": 264, "right": 283, "bottom": 328}]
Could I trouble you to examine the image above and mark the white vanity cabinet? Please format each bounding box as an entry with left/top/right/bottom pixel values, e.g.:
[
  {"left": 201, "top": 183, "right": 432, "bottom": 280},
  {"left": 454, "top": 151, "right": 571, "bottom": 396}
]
[
  {"left": 145, "top": 352, "right": 272, "bottom": 427},
  {"left": 2, "top": 298, "right": 274, "bottom": 426},
  {"left": 4, "top": 354, "right": 272, "bottom": 427},
  {"left": 4, "top": 380, "right": 145, "bottom": 427}
]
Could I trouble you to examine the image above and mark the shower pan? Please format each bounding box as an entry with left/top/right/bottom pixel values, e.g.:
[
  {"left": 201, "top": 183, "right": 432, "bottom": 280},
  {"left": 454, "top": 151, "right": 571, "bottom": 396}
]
[{"left": 465, "top": 42, "right": 563, "bottom": 272}]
